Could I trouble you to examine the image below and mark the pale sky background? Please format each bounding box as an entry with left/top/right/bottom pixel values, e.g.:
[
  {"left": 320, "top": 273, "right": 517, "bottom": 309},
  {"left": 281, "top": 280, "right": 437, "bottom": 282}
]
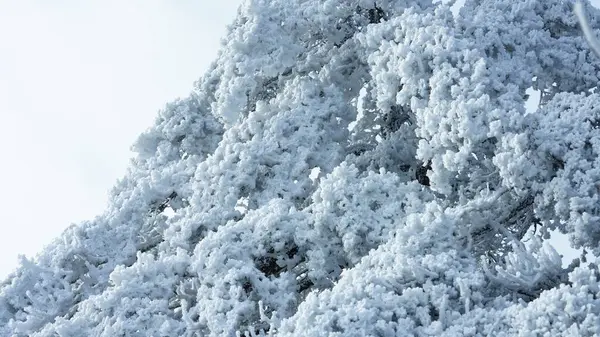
[
  {"left": 0, "top": 1, "right": 598, "bottom": 280},
  {"left": 0, "top": 0, "right": 241, "bottom": 279}
]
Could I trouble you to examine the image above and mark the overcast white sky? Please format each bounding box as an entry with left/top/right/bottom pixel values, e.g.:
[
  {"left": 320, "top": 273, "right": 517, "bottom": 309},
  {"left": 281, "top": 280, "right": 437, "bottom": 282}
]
[
  {"left": 0, "top": 1, "right": 240, "bottom": 279},
  {"left": 1, "top": 1, "right": 599, "bottom": 280}
]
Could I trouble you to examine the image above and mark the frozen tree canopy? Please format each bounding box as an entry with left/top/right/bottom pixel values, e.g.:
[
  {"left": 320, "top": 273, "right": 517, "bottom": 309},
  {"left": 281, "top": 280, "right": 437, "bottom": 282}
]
[{"left": 4, "top": 0, "right": 600, "bottom": 335}]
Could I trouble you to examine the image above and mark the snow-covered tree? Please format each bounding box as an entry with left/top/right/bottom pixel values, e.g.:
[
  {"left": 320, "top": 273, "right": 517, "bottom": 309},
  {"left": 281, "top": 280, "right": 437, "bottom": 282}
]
[{"left": 3, "top": 0, "right": 600, "bottom": 336}]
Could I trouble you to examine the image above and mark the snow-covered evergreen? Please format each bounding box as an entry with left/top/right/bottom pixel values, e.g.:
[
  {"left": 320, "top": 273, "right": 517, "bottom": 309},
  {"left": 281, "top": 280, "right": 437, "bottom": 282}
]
[{"left": 3, "top": 0, "right": 600, "bottom": 336}]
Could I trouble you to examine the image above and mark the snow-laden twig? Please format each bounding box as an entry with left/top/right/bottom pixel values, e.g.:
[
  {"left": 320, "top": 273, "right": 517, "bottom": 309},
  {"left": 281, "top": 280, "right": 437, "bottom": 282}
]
[{"left": 575, "top": 1, "right": 600, "bottom": 58}]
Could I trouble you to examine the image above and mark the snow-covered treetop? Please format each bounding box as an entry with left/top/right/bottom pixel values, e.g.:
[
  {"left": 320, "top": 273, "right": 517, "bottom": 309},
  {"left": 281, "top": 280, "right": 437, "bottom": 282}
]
[{"left": 2, "top": 0, "right": 600, "bottom": 336}]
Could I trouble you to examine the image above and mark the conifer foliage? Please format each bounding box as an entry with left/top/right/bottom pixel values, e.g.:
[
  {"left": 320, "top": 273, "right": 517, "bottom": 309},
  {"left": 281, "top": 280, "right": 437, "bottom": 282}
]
[{"left": 3, "top": 0, "right": 600, "bottom": 336}]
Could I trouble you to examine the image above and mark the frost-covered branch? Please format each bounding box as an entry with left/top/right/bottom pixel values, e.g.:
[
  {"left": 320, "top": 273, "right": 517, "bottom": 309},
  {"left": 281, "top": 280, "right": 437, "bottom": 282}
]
[
  {"left": 575, "top": 1, "right": 600, "bottom": 58},
  {"left": 4, "top": 1, "right": 600, "bottom": 336}
]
